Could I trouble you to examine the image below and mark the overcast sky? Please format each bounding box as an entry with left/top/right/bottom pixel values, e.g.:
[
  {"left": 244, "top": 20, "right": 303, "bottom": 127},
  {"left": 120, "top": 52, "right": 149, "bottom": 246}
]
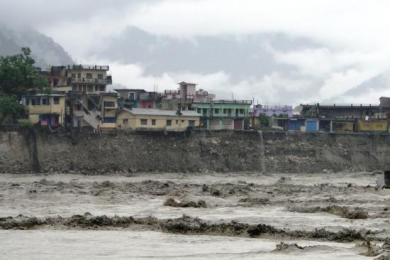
[{"left": 0, "top": 0, "right": 389, "bottom": 105}]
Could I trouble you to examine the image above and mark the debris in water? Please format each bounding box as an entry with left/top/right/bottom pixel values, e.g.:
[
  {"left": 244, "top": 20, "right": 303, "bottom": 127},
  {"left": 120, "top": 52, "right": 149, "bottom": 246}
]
[
  {"left": 288, "top": 205, "right": 369, "bottom": 219},
  {"left": 274, "top": 242, "right": 305, "bottom": 251},
  {"left": 164, "top": 198, "right": 207, "bottom": 208}
]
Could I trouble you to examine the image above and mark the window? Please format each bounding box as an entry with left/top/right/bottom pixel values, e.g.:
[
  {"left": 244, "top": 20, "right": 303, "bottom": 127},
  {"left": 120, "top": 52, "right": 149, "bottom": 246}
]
[
  {"left": 104, "top": 101, "right": 115, "bottom": 108},
  {"left": 166, "top": 120, "right": 172, "bottom": 126},
  {"left": 86, "top": 73, "right": 92, "bottom": 79},
  {"left": 97, "top": 74, "right": 103, "bottom": 79},
  {"left": 181, "top": 120, "right": 185, "bottom": 123},
  {"left": 223, "top": 109, "right": 228, "bottom": 114},
  {"left": 189, "top": 120, "right": 195, "bottom": 127},
  {"left": 71, "top": 73, "right": 76, "bottom": 78},
  {"left": 42, "top": 98, "right": 49, "bottom": 105},
  {"left": 128, "top": 92, "right": 135, "bottom": 100},
  {"left": 140, "top": 119, "right": 147, "bottom": 125},
  {"left": 176, "top": 120, "right": 179, "bottom": 124},
  {"left": 31, "top": 97, "right": 41, "bottom": 106},
  {"left": 151, "top": 119, "right": 156, "bottom": 126},
  {"left": 239, "top": 109, "right": 245, "bottom": 114},
  {"left": 197, "top": 108, "right": 201, "bottom": 113},
  {"left": 123, "top": 119, "right": 128, "bottom": 125},
  {"left": 53, "top": 97, "right": 60, "bottom": 104},
  {"left": 203, "top": 108, "right": 208, "bottom": 115},
  {"left": 104, "top": 117, "right": 116, "bottom": 123},
  {"left": 215, "top": 108, "right": 219, "bottom": 114},
  {"left": 77, "top": 73, "right": 81, "bottom": 78}
]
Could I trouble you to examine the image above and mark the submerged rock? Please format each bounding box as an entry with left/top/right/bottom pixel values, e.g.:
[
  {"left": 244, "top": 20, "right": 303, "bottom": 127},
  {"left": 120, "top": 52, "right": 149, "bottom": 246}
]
[
  {"left": 274, "top": 242, "right": 305, "bottom": 251},
  {"left": 164, "top": 198, "right": 207, "bottom": 208},
  {"left": 288, "top": 205, "right": 369, "bottom": 219}
]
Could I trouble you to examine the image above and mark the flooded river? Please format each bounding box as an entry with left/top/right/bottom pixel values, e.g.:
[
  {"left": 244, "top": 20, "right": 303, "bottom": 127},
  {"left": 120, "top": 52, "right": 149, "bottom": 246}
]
[{"left": 0, "top": 172, "right": 389, "bottom": 259}]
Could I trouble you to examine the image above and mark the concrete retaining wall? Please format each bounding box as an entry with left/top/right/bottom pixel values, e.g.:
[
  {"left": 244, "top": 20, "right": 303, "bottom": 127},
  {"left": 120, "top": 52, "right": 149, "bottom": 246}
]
[{"left": 0, "top": 129, "right": 390, "bottom": 174}]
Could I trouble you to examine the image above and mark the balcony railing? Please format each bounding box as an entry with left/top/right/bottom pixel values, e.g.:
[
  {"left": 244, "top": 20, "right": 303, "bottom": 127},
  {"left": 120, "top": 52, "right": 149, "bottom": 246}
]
[
  {"left": 70, "top": 78, "right": 111, "bottom": 85},
  {"left": 67, "top": 65, "right": 109, "bottom": 71}
]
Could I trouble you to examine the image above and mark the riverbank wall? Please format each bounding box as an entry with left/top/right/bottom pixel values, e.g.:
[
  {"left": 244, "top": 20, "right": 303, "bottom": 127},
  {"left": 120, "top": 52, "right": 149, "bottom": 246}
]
[{"left": 0, "top": 129, "right": 390, "bottom": 174}]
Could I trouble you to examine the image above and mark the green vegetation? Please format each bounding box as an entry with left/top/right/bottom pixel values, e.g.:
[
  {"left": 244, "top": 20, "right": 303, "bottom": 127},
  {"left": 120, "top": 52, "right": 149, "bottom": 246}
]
[
  {"left": 0, "top": 95, "right": 25, "bottom": 125},
  {"left": 0, "top": 48, "right": 49, "bottom": 125},
  {"left": 258, "top": 113, "right": 270, "bottom": 128},
  {"left": 0, "top": 47, "right": 49, "bottom": 95}
]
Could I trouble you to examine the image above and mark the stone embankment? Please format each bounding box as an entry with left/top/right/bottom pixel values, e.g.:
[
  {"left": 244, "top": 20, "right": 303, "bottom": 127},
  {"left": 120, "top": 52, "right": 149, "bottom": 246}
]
[{"left": 0, "top": 129, "right": 389, "bottom": 173}]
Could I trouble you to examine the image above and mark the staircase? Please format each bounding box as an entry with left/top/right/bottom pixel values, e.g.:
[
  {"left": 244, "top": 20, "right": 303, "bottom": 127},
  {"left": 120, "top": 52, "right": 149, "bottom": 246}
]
[
  {"left": 82, "top": 109, "right": 101, "bottom": 129},
  {"left": 77, "top": 99, "right": 101, "bottom": 129}
]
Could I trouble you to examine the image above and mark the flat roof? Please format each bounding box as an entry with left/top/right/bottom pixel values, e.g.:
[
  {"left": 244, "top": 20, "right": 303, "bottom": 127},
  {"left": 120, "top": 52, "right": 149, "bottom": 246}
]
[
  {"left": 115, "top": 89, "right": 147, "bottom": 92},
  {"left": 178, "top": 81, "right": 196, "bottom": 85},
  {"left": 123, "top": 108, "right": 201, "bottom": 117},
  {"left": 300, "top": 104, "right": 379, "bottom": 109},
  {"left": 194, "top": 99, "right": 252, "bottom": 105},
  {"left": 23, "top": 93, "right": 66, "bottom": 97}
]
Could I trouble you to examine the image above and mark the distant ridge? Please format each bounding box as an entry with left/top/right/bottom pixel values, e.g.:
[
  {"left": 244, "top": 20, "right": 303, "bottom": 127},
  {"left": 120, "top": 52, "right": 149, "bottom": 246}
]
[{"left": 0, "top": 24, "right": 74, "bottom": 68}]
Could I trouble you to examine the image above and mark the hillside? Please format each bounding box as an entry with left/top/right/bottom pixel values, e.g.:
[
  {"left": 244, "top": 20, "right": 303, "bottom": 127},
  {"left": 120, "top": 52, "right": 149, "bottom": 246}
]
[{"left": 0, "top": 24, "right": 74, "bottom": 68}]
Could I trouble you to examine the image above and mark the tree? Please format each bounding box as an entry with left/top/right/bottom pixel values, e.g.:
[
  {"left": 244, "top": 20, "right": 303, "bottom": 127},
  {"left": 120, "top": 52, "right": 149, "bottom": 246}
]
[
  {"left": 0, "top": 47, "right": 49, "bottom": 96},
  {"left": 0, "top": 48, "right": 49, "bottom": 125},
  {"left": 259, "top": 113, "right": 270, "bottom": 128},
  {"left": 0, "top": 95, "right": 25, "bottom": 125}
]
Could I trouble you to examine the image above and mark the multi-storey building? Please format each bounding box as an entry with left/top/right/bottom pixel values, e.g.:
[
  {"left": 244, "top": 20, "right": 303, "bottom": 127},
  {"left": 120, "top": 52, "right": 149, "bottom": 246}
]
[
  {"left": 66, "top": 65, "right": 112, "bottom": 93},
  {"left": 41, "top": 64, "right": 116, "bottom": 130},
  {"left": 161, "top": 82, "right": 215, "bottom": 110},
  {"left": 21, "top": 93, "right": 66, "bottom": 128},
  {"left": 192, "top": 99, "right": 252, "bottom": 130},
  {"left": 115, "top": 89, "right": 161, "bottom": 109}
]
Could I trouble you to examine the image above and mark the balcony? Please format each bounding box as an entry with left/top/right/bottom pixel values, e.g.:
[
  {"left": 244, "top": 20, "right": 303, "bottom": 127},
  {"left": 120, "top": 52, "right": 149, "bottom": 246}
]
[
  {"left": 70, "top": 77, "right": 111, "bottom": 85},
  {"left": 67, "top": 65, "right": 109, "bottom": 71}
]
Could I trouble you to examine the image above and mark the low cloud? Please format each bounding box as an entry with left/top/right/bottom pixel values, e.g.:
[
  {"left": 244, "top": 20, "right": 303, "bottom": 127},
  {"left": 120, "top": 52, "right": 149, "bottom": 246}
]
[{"left": 0, "top": 0, "right": 389, "bottom": 105}]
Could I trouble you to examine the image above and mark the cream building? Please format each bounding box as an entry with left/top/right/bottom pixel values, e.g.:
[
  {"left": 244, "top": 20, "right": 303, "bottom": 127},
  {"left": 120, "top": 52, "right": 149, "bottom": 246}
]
[
  {"left": 21, "top": 94, "right": 66, "bottom": 127},
  {"left": 117, "top": 108, "right": 200, "bottom": 131}
]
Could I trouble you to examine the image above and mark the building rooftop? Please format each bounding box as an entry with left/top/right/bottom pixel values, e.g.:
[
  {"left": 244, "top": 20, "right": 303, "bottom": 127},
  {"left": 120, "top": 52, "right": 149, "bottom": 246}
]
[
  {"left": 124, "top": 108, "right": 201, "bottom": 117},
  {"left": 194, "top": 99, "right": 252, "bottom": 105},
  {"left": 22, "top": 93, "right": 66, "bottom": 97},
  {"left": 178, "top": 81, "right": 196, "bottom": 85},
  {"left": 115, "top": 89, "right": 147, "bottom": 93},
  {"left": 300, "top": 104, "right": 379, "bottom": 109},
  {"left": 66, "top": 65, "right": 109, "bottom": 71}
]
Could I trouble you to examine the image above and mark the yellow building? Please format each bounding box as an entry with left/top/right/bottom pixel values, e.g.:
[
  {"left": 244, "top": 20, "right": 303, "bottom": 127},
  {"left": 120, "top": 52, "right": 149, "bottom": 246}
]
[
  {"left": 333, "top": 120, "right": 355, "bottom": 133},
  {"left": 117, "top": 108, "right": 200, "bottom": 131},
  {"left": 357, "top": 119, "right": 389, "bottom": 132},
  {"left": 21, "top": 94, "right": 66, "bottom": 128}
]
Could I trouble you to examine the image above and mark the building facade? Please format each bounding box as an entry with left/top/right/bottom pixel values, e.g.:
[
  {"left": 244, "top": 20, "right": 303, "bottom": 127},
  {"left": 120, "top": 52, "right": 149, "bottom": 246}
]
[
  {"left": 192, "top": 100, "right": 252, "bottom": 130},
  {"left": 116, "top": 108, "right": 200, "bottom": 131},
  {"left": 21, "top": 94, "right": 66, "bottom": 128},
  {"left": 161, "top": 82, "right": 215, "bottom": 111},
  {"left": 66, "top": 65, "right": 112, "bottom": 93},
  {"left": 116, "top": 89, "right": 161, "bottom": 109}
]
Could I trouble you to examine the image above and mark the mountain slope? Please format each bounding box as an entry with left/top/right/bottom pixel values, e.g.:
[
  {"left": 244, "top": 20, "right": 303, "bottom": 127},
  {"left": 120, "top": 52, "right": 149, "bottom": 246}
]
[{"left": 0, "top": 24, "right": 74, "bottom": 68}]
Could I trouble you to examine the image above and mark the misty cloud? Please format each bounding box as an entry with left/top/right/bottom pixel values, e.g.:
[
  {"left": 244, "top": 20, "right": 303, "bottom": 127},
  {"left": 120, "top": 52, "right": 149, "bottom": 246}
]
[{"left": 0, "top": 0, "right": 389, "bottom": 105}]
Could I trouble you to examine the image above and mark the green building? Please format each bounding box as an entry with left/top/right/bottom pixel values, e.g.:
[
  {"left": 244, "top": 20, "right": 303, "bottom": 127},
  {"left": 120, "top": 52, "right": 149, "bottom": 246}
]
[{"left": 192, "top": 100, "right": 252, "bottom": 130}]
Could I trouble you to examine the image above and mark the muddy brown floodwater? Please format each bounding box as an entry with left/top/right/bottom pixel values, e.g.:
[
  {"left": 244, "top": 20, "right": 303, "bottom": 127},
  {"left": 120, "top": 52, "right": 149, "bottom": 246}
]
[{"left": 0, "top": 172, "right": 389, "bottom": 259}]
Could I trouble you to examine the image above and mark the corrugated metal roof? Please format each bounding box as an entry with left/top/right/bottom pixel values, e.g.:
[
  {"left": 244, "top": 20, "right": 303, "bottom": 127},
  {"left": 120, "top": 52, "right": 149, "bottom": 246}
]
[{"left": 124, "top": 108, "right": 201, "bottom": 117}]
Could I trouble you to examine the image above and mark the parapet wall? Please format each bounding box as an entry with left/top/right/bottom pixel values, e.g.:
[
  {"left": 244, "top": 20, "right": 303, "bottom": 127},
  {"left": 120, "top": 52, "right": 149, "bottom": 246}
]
[{"left": 0, "top": 129, "right": 390, "bottom": 174}]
